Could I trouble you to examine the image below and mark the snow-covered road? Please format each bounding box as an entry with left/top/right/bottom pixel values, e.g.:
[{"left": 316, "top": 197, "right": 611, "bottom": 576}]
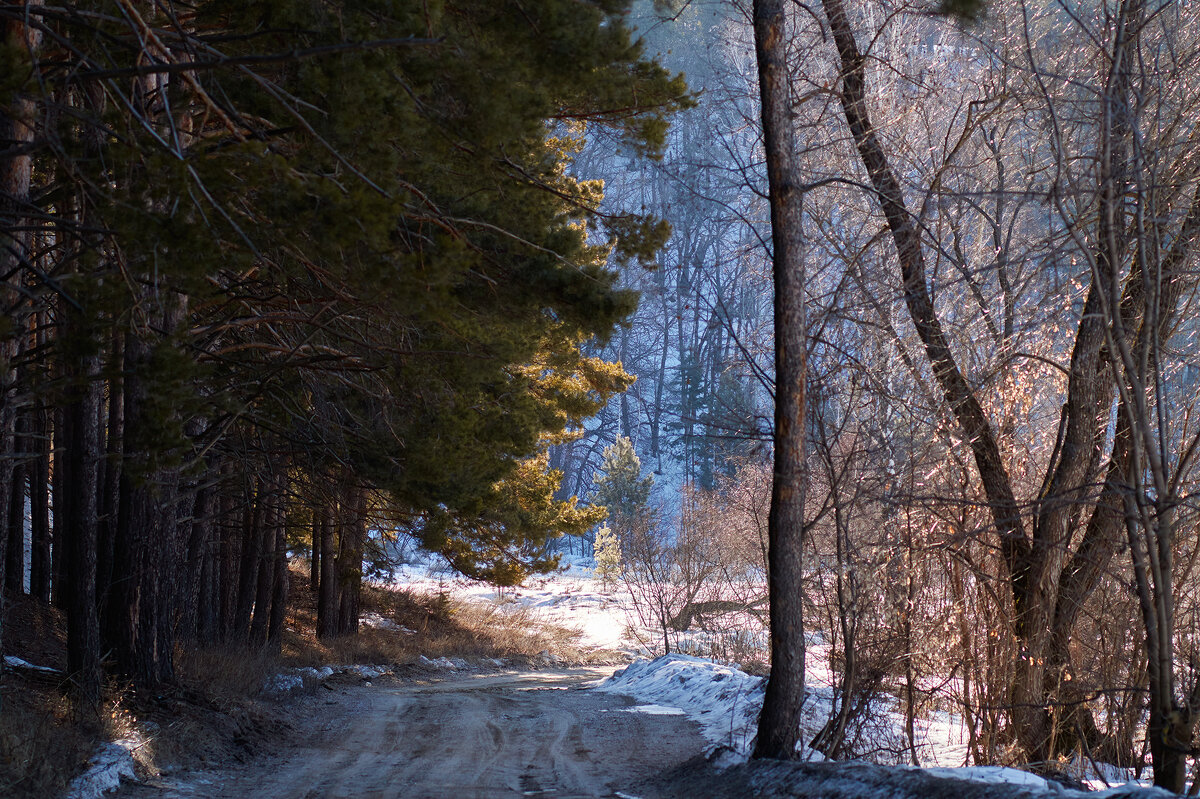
[{"left": 116, "top": 668, "right": 708, "bottom": 799}]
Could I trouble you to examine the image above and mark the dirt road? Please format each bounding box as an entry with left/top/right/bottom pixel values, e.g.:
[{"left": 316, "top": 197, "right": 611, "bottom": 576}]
[{"left": 124, "top": 668, "right": 708, "bottom": 799}]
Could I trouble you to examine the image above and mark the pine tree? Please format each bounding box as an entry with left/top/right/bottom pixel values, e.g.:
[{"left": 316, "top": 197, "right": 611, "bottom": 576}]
[
  {"left": 593, "top": 524, "right": 623, "bottom": 593},
  {"left": 1, "top": 0, "right": 690, "bottom": 686},
  {"left": 593, "top": 436, "right": 654, "bottom": 540}
]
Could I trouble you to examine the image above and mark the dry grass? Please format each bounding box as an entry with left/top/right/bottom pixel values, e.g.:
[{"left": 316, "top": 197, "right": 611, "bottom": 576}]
[
  {"left": 175, "top": 645, "right": 283, "bottom": 702},
  {"left": 0, "top": 679, "right": 95, "bottom": 799},
  {"left": 0, "top": 596, "right": 96, "bottom": 799},
  {"left": 279, "top": 567, "right": 609, "bottom": 668}
]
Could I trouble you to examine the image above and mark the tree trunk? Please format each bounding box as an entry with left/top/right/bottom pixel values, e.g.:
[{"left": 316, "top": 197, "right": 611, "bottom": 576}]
[
  {"left": 316, "top": 503, "right": 337, "bottom": 639},
  {"left": 61, "top": 342, "right": 103, "bottom": 704},
  {"left": 336, "top": 483, "right": 366, "bottom": 637},
  {"left": 310, "top": 509, "right": 321, "bottom": 593},
  {"left": 248, "top": 480, "right": 277, "bottom": 647},
  {"left": 96, "top": 331, "right": 124, "bottom": 620},
  {"left": 108, "top": 309, "right": 185, "bottom": 687},
  {"left": 181, "top": 482, "right": 212, "bottom": 642},
  {"left": 7, "top": 410, "right": 27, "bottom": 595},
  {"left": 233, "top": 476, "right": 264, "bottom": 643},
  {"left": 752, "top": 0, "right": 808, "bottom": 761},
  {"left": 0, "top": 0, "right": 42, "bottom": 610},
  {"left": 29, "top": 400, "right": 50, "bottom": 603},
  {"left": 267, "top": 496, "right": 288, "bottom": 647},
  {"left": 217, "top": 466, "right": 237, "bottom": 642}
]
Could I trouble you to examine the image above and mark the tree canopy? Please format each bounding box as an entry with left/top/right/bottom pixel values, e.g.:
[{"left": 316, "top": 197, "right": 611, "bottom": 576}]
[{"left": 0, "top": 0, "right": 690, "bottom": 689}]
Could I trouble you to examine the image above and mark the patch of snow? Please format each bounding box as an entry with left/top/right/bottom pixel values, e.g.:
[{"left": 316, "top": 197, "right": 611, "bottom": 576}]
[
  {"left": 415, "top": 655, "right": 470, "bottom": 671},
  {"left": 916, "top": 766, "right": 1056, "bottom": 790},
  {"left": 263, "top": 673, "right": 304, "bottom": 694},
  {"left": 387, "top": 559, "right": 637, "bottom": 652},
  {"left": 345, "top": 664, "right": 390, "bottom": 679},
  {"left": 64, "top": 739, "right": 139, "bottom": 799},
  {"left": 4, "top": 655, "right": 60, "bottom": 673},
  {"left": 361, "top": 613, "right": 415, "bottom": 634},
  {"left": 623, "top": 704, "right": 686, "bottom": 716}
]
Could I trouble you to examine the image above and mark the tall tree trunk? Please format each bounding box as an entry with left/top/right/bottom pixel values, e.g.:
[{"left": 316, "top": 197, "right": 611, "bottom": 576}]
[
  {"left": 310, "top": 509, "right": 321, "bottom": 593},
  {"left": 181, "top": 481, "right": 212, "bottom": 642},
  {"left": 233, "top": 475, "right": 264, "bottom": 643},
  {"left": 96, "top": 331, "right": 124, "bottom": 619},
  {"left": 0, "top": 0, "right": 43, "bottom": 614},
  {"left": 51, "top": 406, "right": 66, "bottom": 607},
  {"left": 316, "top": 503, "right": 337, "bottom": 640},
  {"left": 29, "top": 399, "right": 50, "bottom": 603},
  {"left": 61, "top": 341, "right": 103, "bottom": 704},
  {"left": 267, "top": 492, "right": 288, "bottom": 647},
  {"left": 108, "top": 302, "right": 186, "bottom": 687},
  {"left": 248, "top": 477, "right": 277, "bottom": 647},
  {"left": 217, "top": 466, "right": 237, "bottom": 642},
  {"left": 752, "top": 0, "right": 808, "bottom": 761},
  {"left": 336, "top": 485, "right": 365, "bottom": 637},
  {"left": 7, "top": 410, "right": 27, "bottom": 594}
]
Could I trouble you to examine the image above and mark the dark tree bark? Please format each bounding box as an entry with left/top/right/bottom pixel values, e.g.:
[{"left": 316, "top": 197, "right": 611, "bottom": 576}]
[
  {"left": 267, "top": 493, "right": 288, "bottom": 647},
  {"left": 6, "top": 424, "right": 27, "bottom": 598},
  {"left": 61, "top": 344, "right": 103, "bottom": 704},
  {"left": 96, "top": 331, "right": 124, "bottom": 619},
  {"left": 0, "top": 0, "right": 42, "bottom": 611},
  {"left": 51, "top": 408, "right": 66, "bottom": 608},
  {"left": 7, "top": 408, "right": 27, "bottom": 595},
  {"left": 248, "top": 480, "right": 277, "bottom": 647},
  {"left": 310, "top": 508, "right": 321, "bottom": 593},
  {"left": 181, "top": 481, "right": 213, "bottom": 641},
  {"left": 29, "top": 400, "right": 51, "bottom": 603},
  {"left": 217, "top": 469, "right": 237, "bottom": 642},
  {"left": 336, "top": 485, "right": 366, "bottom": 637},
  {"left": 316, "top": 502, "right": 337, "bottom": 640},
  {"left": 107, "top": 301, "right": 187, "bottom": 687},
  {"left": 233, "top": 476, "right": 264, "bottom": 643},
  {"left": 751, "top": 0, "right": 808, "bottom": 761}
]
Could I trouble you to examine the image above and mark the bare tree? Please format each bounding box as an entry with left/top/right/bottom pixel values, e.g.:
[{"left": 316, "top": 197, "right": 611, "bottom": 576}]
[{"left": 752, "top": 0, "right": 809, "bottom": 761}]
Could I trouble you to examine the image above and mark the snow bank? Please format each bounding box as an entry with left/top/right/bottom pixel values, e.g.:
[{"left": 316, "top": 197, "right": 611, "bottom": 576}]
[
  {"left": 595, "top": 655, "right": 1168, "bottom": 799},
  {"left": 596, "top": 654, "right": 765, "bottom": 754},
  {"left": 64, "top": 739, "right": 140, "bottom": 799},
  {"left": 719, "top": 759, "right": 1174, "bottom": 799}
]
